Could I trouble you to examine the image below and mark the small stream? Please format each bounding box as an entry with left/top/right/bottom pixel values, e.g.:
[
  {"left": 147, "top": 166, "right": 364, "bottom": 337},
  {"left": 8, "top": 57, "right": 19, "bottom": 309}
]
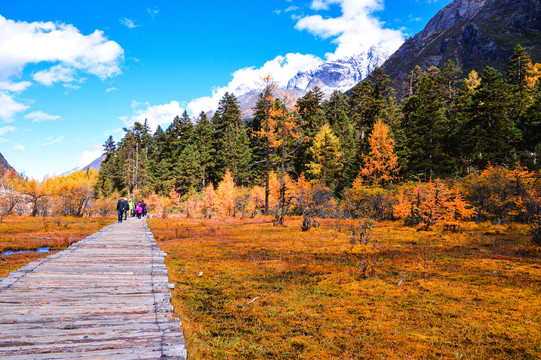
[{"left": 2, "top": 247, "right": 51, "bottom": 256}]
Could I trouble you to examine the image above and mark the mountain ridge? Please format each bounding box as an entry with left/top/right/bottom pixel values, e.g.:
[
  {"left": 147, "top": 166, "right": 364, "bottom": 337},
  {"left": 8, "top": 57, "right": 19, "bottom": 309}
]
[
  {"left": 0, "top": 152, "right": 15, "bottom": 174},
  {"left": 382, "top": 0, "right": 541, "bottom": 97},
  {"left": 237, "top": 47, "right": 390, "bottom": 118}
]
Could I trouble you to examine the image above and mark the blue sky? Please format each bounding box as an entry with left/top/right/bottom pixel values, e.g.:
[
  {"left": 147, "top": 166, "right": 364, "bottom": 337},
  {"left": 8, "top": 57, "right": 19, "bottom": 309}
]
[{"left": 0, "top": 0, "right": 452, "bottom": 179}]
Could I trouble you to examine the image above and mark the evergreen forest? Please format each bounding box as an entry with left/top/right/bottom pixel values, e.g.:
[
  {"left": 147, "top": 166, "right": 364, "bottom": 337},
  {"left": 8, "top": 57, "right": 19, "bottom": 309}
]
[{"left": 91, "top": 45, "right": 541, "bottom": 229}]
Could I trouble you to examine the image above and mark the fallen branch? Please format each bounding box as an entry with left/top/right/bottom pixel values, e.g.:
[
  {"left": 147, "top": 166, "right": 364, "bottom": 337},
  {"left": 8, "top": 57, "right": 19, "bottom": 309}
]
[
  {"left": 244, "top": 296, "right": 259, "bottom": 306},
  {"left": 1, "top": 255, "right": 7, "bottom": 262},
  {"left": 28, "top": 235, "right": 53, "bottom": 240}
]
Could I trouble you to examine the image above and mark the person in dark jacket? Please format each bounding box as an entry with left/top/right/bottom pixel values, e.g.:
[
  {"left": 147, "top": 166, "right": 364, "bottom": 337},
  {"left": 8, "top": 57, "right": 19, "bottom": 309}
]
[
  {"left": 116, "top": 197, "right": 127, "bottom": 222},
  {"left": 141, "top": 200, "right": 147, "bottom": 217}
]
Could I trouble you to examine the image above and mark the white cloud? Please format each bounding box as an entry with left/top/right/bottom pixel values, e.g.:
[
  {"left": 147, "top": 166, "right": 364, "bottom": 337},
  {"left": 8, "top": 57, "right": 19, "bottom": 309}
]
[
  {"left": 187, "top": 53, "right": 323, "bottom": 115},
  {"left": 119, "top": 18, "right": 138, "bottom": 29},
  {"left": 311, "top": 0, "right": 331, "bottom": 10},
  {"left": 0, "top": 92, "right": 28, "bottom": 122},
  {"left": 78, "top": 146, "right": 102, "bottom": 167},
  {"left": 106, "top": 87, "right": 117, "bottom": 93},
  {"left": 122, "top": 100, "right": 184, "bottom": 131},
  {"left": 12, "top": 144, "right": 25, "bottom": 150},
  {"left": 24, "top": 111, "right": 61, "bottom": 123},
  {"left": 33, "top": 65, "right": 76, "bottom": 86},
  {"left": 0, "top": 125, "right": 15, "bottom": 135},
  {"left": 294, "top": 0, "right": 405, "bottom": 59},
  {"left": 41, "top": 135, "right": 63, "bottom": 146},
  {"left": 0, "top": 138, "right": 7, "bottom": 143},
  {"left": 147, "top": 7, "right": 159, "bottom": 19},
  {"left": 0, "top": 80, "right": 32, "bottom": 92},
  {"left": 0, "top": 15, "right": 124, "bottom": 83}
]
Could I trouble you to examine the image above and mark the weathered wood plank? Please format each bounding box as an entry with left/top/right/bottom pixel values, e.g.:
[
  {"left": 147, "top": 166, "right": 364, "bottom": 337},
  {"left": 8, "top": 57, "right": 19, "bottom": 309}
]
[{"left": 0, "top": 218, "right": 186, "bottom": 359}]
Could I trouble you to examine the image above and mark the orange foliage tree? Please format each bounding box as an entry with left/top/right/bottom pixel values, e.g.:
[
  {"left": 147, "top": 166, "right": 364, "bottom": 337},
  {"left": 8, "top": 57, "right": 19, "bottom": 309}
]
[
  {"left": 48, "top": 170, "right": 97, "bottom": 217},
  {"left": 359, "top": 119, "right": 400, "bottom": 186},
  {"left": 216, "top": 169, "right": 236, "bottom": 216},
  {"left": 255, "top": 89, "right": 303, "bottom": 224},
  {"left": 202, "top": 183, "right": 219, "bottom": 216},
  {"left": 394, "top": 179, "right": 474, "bottom": 230},
  {"left": 146, "top": 191, "right": 171, "bottom": 217}
]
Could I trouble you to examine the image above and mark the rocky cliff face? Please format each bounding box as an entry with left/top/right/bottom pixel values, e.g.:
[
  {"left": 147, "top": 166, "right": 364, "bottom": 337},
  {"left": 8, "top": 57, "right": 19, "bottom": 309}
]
[
  {"left": 0, "top": 152, "right": 15, "bottom": 173},
  {"left": 383, "top": 0, "right": 541, "bottom": 97}
]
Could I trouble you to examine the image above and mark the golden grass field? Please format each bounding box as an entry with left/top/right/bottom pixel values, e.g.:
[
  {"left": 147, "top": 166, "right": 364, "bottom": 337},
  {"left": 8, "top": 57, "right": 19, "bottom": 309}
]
[
  {"left": 1, "top": 214, "right": 540, "bottom": 359},
  {"left": 0, "top": 215, "right": 114, "bottom": 277},
  {"left": 148, "top": 216, "right": 541, "bottom": 359}
]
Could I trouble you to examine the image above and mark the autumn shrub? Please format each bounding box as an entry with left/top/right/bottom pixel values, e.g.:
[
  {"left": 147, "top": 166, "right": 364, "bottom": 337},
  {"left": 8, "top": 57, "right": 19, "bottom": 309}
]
[
  {"left": 93, "top": 194, "right": 118, "bottom": 217},
  {"left": 460, "top": 165, "right": 541, "bottom": 223},
  {"left": 294, "top": 183, "right": 338, "bottom": 218},
  {"left": 393, "top": 179, "right": 474, "bottom": 230},
  {"left": 533, "top": 223, "right": 541, "bottom": 246},
  {"left": 341, "top": 177, "right": 395, "bottom": 219},
  {"left": 146, "top": 191, "right": 171, "bottom": 215},
  {"left": 183, "top": 191, "right": 202, "bottom": 218},
  {"left": 247, "top": 186, "right": 265, "bottom": 217}
]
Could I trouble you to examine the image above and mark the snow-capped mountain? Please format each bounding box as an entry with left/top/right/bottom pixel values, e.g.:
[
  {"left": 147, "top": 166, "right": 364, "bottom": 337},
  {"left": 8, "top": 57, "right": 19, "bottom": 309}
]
[
  {"left": 286, "top": 46, "right": 390, "bottom": 95},
  {"left": 237, "top": 46, "right": 390, "bottom": 117}
]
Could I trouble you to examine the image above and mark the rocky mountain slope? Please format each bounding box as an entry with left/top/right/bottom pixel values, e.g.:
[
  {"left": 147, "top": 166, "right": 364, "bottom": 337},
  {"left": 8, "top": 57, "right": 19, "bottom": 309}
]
[
  {"left": 382, "top": 0, "right": 541, "bottom": 97},
  {"left": 83, "top": 155, "right": 105, "bottom": 172},
  {"left": 0, "top": 152, "right": 15, "bottom": 173}
]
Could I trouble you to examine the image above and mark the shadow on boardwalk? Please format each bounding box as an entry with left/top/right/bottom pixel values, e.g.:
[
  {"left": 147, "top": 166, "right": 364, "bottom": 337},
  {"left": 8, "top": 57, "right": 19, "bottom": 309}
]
[{"left": 0, "top": 218, "right": 186, "bottom": 359}]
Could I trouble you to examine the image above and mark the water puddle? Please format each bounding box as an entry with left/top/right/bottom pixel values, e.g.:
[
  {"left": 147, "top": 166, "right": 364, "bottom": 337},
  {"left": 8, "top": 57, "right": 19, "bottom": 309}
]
[{"left": 2, "top": 247, "right": 50, "bottom": 256}]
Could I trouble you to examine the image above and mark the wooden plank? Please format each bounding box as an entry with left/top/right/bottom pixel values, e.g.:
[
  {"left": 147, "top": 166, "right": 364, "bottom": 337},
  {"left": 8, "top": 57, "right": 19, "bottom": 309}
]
[{"left": 0, "top": 218, "right": 187, "bottom": 360}]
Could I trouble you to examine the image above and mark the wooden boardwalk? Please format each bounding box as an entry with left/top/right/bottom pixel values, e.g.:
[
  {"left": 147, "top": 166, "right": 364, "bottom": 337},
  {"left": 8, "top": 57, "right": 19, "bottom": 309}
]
[{"left": 0, "top": 218, "right": 187, "bottom": 359}]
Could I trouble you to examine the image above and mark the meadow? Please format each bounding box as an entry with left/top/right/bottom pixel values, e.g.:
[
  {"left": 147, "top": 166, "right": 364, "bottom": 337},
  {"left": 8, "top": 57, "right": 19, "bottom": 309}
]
[
  {"left": 0, "top": 215, "right": 114, "bottom": 277},
  {"left": 148, "top": 216, "right": 541, "bottom": 359}
]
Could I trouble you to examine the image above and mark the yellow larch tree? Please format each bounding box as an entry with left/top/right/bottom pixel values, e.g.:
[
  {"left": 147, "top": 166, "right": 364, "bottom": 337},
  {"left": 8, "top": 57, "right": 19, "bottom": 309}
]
[
  {"left": 216, "top": 169, "right": 236, "bottom": 216},
  {"left": 359, "top": 119, "right": 400, "bottom": 187},
  {"left": 202, "top": 183, "right": 219, "bottom": 216},
  {"left": 307, "top": 123, "right": 342, "bottom": 186}
]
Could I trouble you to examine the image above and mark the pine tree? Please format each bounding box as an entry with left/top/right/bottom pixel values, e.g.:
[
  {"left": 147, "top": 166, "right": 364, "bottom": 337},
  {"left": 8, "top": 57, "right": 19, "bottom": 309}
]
[
  {"left": 232, "top": 126, "right": 253, "bottom": 187},
  {"left": 507, "top": 45, "right": 536, "bottom": 158},
  {"left": 405, "top": 65, "right": 423, "bottom": 98},
  {"left": 174, "top": 144, "right": 201, "bottom": 195},
  {"left": 95, "top": 136, "right": 117, "bottom": 197},
  {"left": 522, "top": 80, "right": 541, "bottom": 168},
  {"left": 190, "top": 112, "right": 215, "bottom": 189},
  {"left": 462, "top": 66, "right": 520, "bottom": 169},
  {"left": 165, "top": 111, "right": 193, "bottom": 160},
  {"left": 212, "top": 92, "right": 245, "bottom": 183},
  {"left": 250, "top": 76, "right": 276, "bottom": 214},
  {"left": 295, "top": 88, "right": 325, "bottom": 175},
  {"left": 153, "top": 159, "right": 172, "bottom": 195},
  {"left": 403, "top": 72, "right": 454, "bottom": 180}
]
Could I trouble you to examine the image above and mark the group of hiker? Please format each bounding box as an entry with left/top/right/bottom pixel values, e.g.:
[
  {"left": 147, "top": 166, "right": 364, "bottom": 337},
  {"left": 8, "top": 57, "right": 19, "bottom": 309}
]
[{"left": 116, "top": 197, "right": 148, "bottom": 222}]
